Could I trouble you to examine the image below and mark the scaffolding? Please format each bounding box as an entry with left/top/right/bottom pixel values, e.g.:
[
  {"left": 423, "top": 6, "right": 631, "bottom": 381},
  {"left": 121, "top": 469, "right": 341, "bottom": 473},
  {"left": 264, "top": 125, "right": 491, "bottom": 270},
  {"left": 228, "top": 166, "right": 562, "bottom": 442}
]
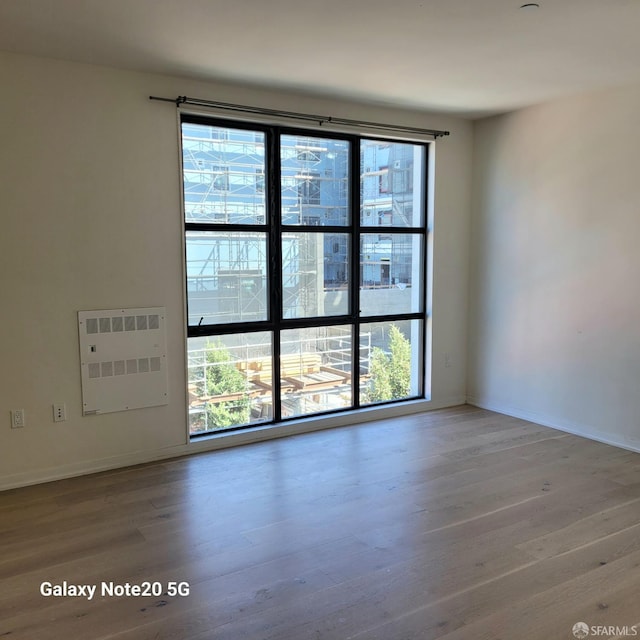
[
  {"left": 360, "top": 139, "right": 419, "bottom": 287},
  {"left": 184, "top": 127, "right": 351, "bottom": 322},
  {"left": 182, "top": 124, "right": 420, "bottom": 432},
  {"left": 187, "top": 328, "right": 372, "bottom": 433},
  {"left": 182, "top": 126, "right": 267, "bottom": 224}
]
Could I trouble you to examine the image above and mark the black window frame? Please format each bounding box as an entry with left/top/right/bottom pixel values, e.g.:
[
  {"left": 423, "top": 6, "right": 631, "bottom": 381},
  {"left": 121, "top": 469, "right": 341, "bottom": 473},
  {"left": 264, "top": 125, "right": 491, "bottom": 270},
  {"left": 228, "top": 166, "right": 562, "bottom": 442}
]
[{"left": 182, "top": 114, "right": 429, "bottom": 436}]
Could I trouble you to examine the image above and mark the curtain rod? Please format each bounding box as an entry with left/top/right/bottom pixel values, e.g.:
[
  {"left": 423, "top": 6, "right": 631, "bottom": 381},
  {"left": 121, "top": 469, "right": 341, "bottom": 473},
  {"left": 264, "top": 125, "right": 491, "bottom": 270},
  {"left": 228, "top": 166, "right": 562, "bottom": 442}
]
[{"left": 149, "top": 95, "right": 450, "bottom": 139}]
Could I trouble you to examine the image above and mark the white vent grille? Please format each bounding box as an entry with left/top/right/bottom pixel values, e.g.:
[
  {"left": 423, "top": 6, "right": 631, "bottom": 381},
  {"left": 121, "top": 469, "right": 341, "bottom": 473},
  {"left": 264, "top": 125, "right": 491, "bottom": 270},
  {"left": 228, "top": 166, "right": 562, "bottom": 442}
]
[
  {"left": 82, "top": 313, "right": 165, "bottom": 336},
  {"left": 101, "top": 361, "right": 113, "bottom": 377},
  {"left": 85, "top": 358, "right": 163, "bottom": 379},
  {"left": 86, "top": 318, "right": 99, "bottom": 334},
  {"left": 79, "top": 307, "right": 168, "bottom": 415}
]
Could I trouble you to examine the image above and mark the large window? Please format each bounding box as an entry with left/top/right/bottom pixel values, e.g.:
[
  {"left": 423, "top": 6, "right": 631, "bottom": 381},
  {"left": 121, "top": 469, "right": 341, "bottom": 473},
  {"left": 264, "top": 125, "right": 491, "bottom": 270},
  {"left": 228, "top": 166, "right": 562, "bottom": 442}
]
[{"left": 182, "top": 117, "right": 428, "bottom": 435}]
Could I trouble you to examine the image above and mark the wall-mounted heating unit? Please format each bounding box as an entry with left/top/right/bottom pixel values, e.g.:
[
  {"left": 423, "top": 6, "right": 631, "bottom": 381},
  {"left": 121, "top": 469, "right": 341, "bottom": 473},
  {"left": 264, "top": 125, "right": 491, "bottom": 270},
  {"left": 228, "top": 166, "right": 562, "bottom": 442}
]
[{"left": 78, "top": 307, "right": 168, "bottom": 415}]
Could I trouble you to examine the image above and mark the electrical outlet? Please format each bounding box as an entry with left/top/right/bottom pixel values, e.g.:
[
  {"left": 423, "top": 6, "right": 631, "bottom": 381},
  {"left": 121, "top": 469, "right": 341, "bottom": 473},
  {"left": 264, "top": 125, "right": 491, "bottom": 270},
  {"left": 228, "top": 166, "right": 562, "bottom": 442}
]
[
  {"left": 11, "top": 409, "right": 25, "bottom": 429},
  {"left": 53, "top": 403, "right": 67, "bottom": 423}
]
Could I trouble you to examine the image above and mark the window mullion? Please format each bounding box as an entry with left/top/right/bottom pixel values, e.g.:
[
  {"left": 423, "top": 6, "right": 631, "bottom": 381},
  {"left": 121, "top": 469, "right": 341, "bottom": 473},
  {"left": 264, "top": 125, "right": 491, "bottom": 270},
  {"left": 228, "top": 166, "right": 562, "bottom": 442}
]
[
  {"left": 351, "top": 136, "right": 361, "bottom": 409},
  {"left": 268, "top": 129, "right": 283, "bottom": 423}
]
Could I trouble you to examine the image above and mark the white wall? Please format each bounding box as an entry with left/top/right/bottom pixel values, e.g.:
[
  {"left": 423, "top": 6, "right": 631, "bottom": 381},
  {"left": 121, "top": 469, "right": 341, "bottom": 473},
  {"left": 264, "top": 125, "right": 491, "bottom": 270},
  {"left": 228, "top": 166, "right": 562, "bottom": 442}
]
[
  {"left": 468, "top": 84, "right": 640, "bottom": 451},
  {"left": 0, "top": 51, "right": 473, "bottom": 489}
]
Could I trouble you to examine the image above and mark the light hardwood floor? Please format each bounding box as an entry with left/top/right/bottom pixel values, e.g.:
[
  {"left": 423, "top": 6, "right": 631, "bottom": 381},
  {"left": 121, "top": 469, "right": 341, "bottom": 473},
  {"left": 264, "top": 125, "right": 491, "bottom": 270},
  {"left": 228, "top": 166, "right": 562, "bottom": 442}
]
[{"left": 2, "top": 405, "right": 640, "bottom": 639}]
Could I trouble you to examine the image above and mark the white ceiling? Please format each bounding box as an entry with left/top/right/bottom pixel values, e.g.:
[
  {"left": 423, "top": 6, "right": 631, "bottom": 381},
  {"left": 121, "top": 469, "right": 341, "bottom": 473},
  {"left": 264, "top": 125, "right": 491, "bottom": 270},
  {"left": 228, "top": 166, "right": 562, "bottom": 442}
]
[{"left": 1, "top": 0, "right": 640, "bottom": 118}]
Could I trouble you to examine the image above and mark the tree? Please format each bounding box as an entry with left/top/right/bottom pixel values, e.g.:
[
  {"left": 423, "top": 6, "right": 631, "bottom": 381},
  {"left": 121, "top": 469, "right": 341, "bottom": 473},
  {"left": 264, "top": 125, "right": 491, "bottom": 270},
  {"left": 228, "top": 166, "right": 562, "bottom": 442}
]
[
  {"left": 367, "top": 325, "right": 411, "bottom": 402},
  {"left": 191, "top": 341, "right": 250, "bottom": 430},
  {"left": 203, "top": 341, "right": 245, "bottom": 397}
]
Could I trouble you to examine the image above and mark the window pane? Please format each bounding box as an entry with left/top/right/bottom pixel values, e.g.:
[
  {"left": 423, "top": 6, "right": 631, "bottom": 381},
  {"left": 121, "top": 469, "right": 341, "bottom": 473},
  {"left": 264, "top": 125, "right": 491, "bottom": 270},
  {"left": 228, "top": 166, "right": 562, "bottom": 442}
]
[
  {"left": 360, "top": 320, "right": 422, "bottom": 405},
  {"left": 282, "top": 232, "right": 349, "bottom": 319},
  {"left": 281, "top": 134, "right": 349, "bottom": 226},
  {"left": 188, "top": 333, "right": 272, "bottom": 434},
  {"left": 182, "top": 123, "right": 266, "bottom": 224},
  {"left": 280, "top": 326, "right": 352, "bottom": 418},
  {"left": 360, "top": 140, "right": 425, "bottom": 227},
  {"left": 360, "top": 234, "right": 423, "bottom": 316},
  {"left": 186, "top": 231, "right": 267, "bottom": 325}
]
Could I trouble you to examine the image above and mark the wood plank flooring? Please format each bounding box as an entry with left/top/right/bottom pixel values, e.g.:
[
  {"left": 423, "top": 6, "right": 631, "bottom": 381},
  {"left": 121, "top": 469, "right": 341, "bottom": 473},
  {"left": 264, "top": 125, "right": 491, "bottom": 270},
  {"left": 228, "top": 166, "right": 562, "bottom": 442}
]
[{"left": 2, "top": 405, "right": 640, "bottom": 639}]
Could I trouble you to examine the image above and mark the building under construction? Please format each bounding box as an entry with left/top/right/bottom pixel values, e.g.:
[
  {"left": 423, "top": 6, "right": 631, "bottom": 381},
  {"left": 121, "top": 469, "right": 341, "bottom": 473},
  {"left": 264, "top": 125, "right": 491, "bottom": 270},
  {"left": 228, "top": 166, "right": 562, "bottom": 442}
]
[
  {"left": 181, "top": 122, "right": 421, "bottom": 432},
  {"left": 182, "top": 124, "right": 418, "bottom": 325}
]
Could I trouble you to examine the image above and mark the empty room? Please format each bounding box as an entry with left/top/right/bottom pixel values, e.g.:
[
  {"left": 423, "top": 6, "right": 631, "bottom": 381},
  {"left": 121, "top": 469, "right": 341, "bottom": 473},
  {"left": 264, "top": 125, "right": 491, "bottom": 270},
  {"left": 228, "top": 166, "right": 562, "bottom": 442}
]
[{"left": 2, "top": 1, "right": 640, "bottom": 638}]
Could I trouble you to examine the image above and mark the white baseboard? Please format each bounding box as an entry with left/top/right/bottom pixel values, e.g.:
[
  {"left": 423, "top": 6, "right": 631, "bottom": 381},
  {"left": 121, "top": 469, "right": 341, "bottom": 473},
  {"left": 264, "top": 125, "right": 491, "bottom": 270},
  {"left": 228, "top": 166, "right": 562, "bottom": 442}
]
[
  {"left": 0, "top": 395, "right": 467, "bottom": 491},
  {"left": 467, "top": 395, "right": 640, "bottom": 455},
  {"left": 0, "top": 445, "right": 191, "bottom": 492}
]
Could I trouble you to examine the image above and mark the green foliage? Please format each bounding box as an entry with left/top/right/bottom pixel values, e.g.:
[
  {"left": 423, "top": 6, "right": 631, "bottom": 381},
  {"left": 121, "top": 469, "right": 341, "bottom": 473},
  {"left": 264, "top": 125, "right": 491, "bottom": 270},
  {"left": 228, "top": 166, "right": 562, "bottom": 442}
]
[
  {"left": 203, "top": 342, "right": 245, "bottom": 397},
  {"left": 388, "top": 324, "right": 411, "bottom": 398},
  {"left": 193, "top": 341, "right": 250, "bottom": 430},
  {"left": 367, "top": 325, "right": 412, "bottom": 402},
  {"left": 369, "top": 347, "right": 392, "bottom": 402},
  {"left": 205, "top": 399, "right": 249, "bottom": 430}
]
